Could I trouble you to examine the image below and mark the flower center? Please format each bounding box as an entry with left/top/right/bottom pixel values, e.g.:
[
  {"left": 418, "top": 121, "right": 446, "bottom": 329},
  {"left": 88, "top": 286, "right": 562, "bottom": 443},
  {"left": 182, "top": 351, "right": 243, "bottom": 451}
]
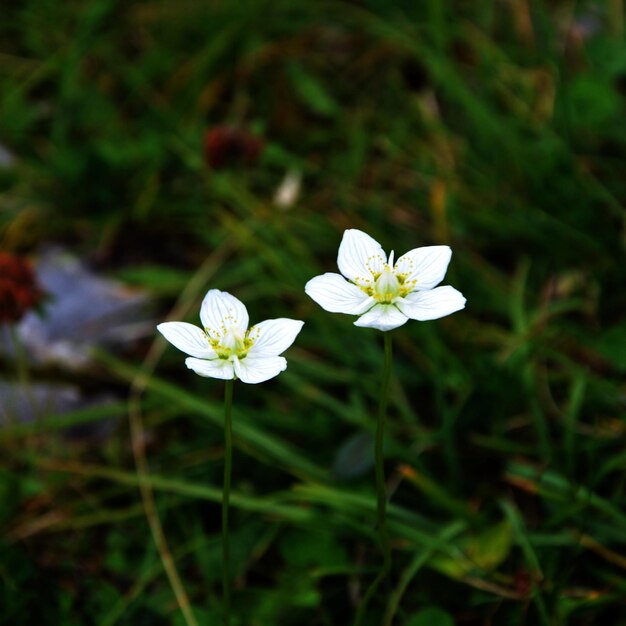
[
  {"left": 354, "top": 250, "right": 419, "bottom": 301},
  {"left": 373, "top": 265, "right": 400, "bottom": 303},
  {"left": 207, "top": 325, "right": 254, "bottom": 359},
  {"left": 222, "top": 326, "right": 245, "bottom": 353}
]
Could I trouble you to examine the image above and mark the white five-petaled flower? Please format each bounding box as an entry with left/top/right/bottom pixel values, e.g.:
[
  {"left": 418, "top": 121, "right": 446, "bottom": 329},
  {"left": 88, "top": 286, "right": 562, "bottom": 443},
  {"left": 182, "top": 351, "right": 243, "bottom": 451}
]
[
  {"left": 157, "top": 289, "right": 304, "bottom": 384},
  {"left": 305, "top": 229, "right": 466, "bottom": 332}
]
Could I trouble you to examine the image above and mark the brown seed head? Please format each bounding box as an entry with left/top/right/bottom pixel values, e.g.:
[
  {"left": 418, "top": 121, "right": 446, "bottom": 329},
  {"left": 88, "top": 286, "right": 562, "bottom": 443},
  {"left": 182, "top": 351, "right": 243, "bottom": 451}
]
[
  {"left": 204, "top": 126, "right": 264, "bottom": 169},
  {"left": 0, "top": 252, "right": 44, "bottom": 324}
]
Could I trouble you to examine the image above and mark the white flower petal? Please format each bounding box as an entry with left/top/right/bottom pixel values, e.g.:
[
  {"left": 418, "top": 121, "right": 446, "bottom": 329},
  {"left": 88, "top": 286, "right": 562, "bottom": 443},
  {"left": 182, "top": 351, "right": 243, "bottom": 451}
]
[
  {"left": 248, "top": 318, "right": 304, "bottom": 358},
  {"left": 354, "top": 304, "right": 408, "bottom": 332},
  {"left": 396, "top": 286, "right": 466, "bottom": 321},
  {"left": 305, "top": 273, "right": 375, "bottom": 315},
  {"left": 394, "top": 246, "right": 452, "bottom": 291},
  {"left": 185, "top": 357, "right": 235, "bottom": 379},
  {"left": 200, "top": 289, "right": 249, "bottom": 335},
  {"left": 337, "top": 229, "right": 386, "bottom": 283},
  {"left": 233, "top": 355, "right": 287, "bottom": 384},
  {"left": 157, "top": 322, "right": 216, "bottom": 359}
]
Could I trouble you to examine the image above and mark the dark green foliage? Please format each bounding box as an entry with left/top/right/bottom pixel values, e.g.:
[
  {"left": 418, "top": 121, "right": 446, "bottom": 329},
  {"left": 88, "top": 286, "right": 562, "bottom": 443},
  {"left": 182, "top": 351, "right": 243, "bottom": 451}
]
[{"left": 1, "top": 1, "right": 626, "bottom": 624}]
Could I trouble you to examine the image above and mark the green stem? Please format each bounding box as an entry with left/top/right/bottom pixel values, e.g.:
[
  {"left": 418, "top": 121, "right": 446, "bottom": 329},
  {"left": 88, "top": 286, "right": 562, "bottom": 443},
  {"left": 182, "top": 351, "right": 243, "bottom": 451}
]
[
  {"left": 353, "top": 332, "right": 393, "bottom": 626},
  {"left": 222, "top": 379, "right": 234, "bottom": 626},
  {"left": 10, "top": 326, "right": 35, "bottom": 422}
]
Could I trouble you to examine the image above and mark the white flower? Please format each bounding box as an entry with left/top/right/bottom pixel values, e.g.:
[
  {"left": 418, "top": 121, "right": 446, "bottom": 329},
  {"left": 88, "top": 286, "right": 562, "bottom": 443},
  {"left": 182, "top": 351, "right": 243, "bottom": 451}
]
[
  {"left": 305, "top": 229, "right": 466, "bottom": 331},
  {"left": 157, "top": 289, "right": 304, "bottom": 384}
]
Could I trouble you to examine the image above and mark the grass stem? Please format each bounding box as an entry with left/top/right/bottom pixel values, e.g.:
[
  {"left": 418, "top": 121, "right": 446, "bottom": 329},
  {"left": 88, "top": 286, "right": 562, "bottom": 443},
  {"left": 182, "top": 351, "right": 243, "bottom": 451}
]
[{"left": 10, "top": 326, "right": 35, "bottom": 421}]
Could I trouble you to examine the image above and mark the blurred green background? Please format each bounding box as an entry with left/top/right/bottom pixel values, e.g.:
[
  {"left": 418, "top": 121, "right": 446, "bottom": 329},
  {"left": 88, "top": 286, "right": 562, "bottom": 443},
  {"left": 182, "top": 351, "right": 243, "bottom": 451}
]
[{"left": 1, "top": 1, "right": 626, "bottom": 624}]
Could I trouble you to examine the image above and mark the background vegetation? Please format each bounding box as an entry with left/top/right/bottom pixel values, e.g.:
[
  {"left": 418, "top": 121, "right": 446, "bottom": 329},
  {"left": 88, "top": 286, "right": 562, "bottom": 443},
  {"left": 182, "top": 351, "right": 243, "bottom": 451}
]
[{"left": 1, "top": 1, "right": 626, "bottom": 624}]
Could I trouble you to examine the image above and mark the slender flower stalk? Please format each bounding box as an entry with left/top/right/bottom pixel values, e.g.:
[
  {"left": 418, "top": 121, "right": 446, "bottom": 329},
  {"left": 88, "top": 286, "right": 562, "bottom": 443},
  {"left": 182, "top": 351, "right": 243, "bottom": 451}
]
[
  {"left": 353, "top": 331, "right": 393, "bottom": 626},
  {"left": 222, "top": 379, "right": 234, "bottom": 626},
  {"left": 158, "top": 288, "right": 303, "bottom": 623}
]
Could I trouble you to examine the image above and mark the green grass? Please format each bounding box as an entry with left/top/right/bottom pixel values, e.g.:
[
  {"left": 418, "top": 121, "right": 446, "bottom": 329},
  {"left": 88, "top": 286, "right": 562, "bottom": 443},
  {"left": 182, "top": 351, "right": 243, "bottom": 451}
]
[{"left": 2, "top": 1, "right": 626, "bottom": 624}]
